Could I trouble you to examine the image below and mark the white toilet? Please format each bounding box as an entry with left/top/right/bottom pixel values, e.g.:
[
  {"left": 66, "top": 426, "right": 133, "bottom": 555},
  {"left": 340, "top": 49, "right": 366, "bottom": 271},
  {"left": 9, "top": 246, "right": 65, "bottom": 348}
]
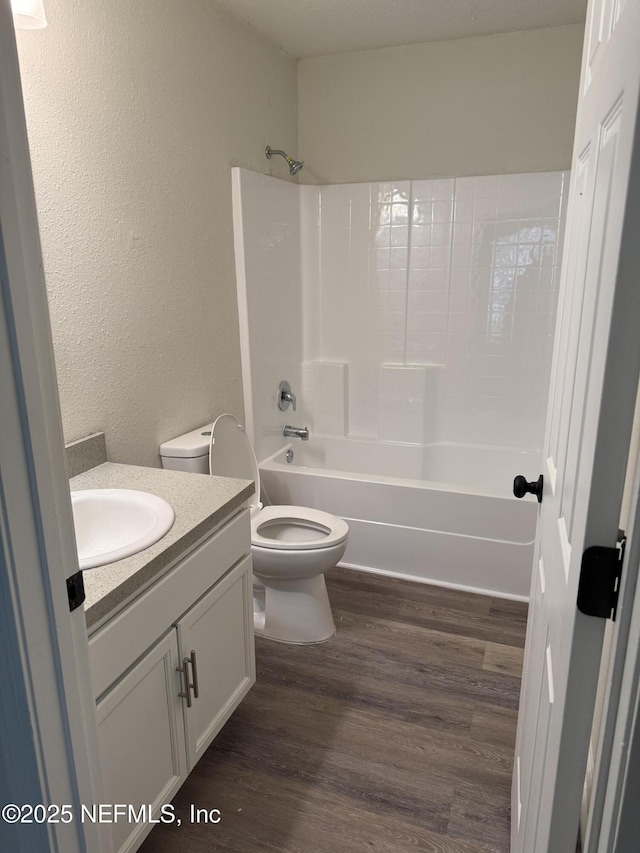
[{"left": 159, "top": 414, "right": 348, "bottom": 644}]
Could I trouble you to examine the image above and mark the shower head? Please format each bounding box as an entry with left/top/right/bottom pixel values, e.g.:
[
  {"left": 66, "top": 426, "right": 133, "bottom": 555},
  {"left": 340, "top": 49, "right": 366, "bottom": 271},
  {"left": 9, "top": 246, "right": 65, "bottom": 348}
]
[
  {"left": 265, "top": 145, "right": 304, "bottom": 177},
  {"left": 288, "top": 158, "right": 304, "bottom": 176}
]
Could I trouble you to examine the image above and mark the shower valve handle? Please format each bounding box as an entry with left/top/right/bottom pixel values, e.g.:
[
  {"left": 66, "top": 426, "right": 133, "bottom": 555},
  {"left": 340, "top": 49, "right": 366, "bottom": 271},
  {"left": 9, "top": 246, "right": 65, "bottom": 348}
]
[
  {"left": 277, "top": 380, "right": 296, "bottom": 412},
  {"left": 513, "top": 474, "right": 543, "bottom": 503}
]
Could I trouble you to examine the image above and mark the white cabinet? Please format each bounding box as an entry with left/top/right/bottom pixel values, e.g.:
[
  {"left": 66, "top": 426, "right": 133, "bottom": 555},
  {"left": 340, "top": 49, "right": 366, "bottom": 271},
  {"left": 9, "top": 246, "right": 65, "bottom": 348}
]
[
  {"left": 96, "top": 632, "right": 187, "bottom": 853},
  {"left": 177, "top": 556, "right": 254, "bottom": 769},
  {"left": 91, "top": 509, "right": 254, "bottom": 853}
]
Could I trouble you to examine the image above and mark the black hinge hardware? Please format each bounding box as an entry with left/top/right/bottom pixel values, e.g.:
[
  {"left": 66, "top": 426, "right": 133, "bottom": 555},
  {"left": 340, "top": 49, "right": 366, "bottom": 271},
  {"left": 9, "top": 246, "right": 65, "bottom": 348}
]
[
  {"left": 577, "top": 529, "right": 626, "bottom": 620},
  {"left": 67, "top": 569, "right": 86, "bottom": 612}
]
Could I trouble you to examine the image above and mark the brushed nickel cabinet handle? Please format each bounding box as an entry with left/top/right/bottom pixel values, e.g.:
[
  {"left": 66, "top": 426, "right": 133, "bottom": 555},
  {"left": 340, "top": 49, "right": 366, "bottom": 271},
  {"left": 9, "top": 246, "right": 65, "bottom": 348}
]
[
  {"left": 189, "top": 650, "right": 199, "bottom": 700},
  {"left": 177, "top": 658, "right": 192, "bottom": 708}
]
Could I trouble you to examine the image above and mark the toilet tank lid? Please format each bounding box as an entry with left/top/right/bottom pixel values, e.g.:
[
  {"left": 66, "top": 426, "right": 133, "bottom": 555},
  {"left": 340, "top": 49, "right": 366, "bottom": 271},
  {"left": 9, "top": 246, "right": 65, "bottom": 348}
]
[{"left": 159, "top": 424, "right": 213, "bottom": 459}]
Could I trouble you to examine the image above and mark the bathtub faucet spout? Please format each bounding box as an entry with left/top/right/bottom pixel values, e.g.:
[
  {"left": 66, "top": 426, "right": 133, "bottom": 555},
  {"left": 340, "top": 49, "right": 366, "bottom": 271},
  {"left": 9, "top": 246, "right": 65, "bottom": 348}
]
[{"left": 283, "top": 425, "right": 310, "bottom": 441}]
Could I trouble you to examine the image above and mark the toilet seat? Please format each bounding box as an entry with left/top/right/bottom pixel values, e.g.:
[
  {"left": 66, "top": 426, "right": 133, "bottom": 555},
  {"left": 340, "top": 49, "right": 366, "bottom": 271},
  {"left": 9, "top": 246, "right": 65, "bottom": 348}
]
[
  {"left": 209, "top": 414, "right": 262, "bottom": 506},
  {"left": 251, "top": 505, "right": 349, "bottom": 551},
  {"left": 209, "top": 413, "right": 348, "bottom": 553}
]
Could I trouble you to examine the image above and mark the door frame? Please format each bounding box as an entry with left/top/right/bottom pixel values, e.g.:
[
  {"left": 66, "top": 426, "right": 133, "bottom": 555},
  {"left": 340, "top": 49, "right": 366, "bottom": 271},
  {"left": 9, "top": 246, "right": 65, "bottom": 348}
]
[
  {"left": 0, "top": 2, "right": 104, "bottom": 851},
  {"left": 586, "top": 410, "right": 640, "bottom": 849}
]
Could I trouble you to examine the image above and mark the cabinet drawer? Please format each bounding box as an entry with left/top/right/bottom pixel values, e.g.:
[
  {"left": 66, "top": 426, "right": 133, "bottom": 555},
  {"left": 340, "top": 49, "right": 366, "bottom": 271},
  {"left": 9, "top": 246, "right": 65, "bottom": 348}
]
[{"left": 90, "top": 508, "right": 250, "bottom": 699}]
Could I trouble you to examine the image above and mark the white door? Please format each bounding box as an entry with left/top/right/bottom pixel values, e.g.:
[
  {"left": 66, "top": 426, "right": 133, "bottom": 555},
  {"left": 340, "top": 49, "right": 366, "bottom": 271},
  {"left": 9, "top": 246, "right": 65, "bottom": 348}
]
[
  {"left": 1, "top": 5, "right": 104, "bottom": 852},
  {"left": 512, "top": 0, "right": 640, "bottom": 850}
]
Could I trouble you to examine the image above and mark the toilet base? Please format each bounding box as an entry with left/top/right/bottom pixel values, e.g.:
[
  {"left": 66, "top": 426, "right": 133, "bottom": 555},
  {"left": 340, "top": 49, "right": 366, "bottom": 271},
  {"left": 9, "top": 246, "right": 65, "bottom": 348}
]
[{"left": 253, "top": 573, "right": 336, "bottom": 644}]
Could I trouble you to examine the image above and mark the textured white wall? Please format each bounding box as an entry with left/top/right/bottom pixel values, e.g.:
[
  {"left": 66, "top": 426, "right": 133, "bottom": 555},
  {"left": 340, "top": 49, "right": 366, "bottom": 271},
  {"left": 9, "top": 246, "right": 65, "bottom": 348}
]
[
  {"left": 16, "top": 0, "right": 298, "bottom": 467},
  {"left": 298, "top": 25, "right": 583, "bottom": 184}
]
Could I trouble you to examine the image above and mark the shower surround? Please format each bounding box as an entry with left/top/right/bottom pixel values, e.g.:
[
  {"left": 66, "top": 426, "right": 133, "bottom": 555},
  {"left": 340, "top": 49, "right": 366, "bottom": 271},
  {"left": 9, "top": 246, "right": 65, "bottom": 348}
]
[
  {"left": 232, "top": 168, "right": 568, "bottom": 598},
  {"left": 302, "top": 172, "right": 567, "bottom": 449}
]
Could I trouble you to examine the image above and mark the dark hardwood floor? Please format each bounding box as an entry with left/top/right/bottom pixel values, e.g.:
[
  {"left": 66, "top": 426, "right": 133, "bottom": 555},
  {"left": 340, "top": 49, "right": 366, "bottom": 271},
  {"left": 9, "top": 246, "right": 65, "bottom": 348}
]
[{"left": 141, "top": 568, "right": 528, "bottom": 853}]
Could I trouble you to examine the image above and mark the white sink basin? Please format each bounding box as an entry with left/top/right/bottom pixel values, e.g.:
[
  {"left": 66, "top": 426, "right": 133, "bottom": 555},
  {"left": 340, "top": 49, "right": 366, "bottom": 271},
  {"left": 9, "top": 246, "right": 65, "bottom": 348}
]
[{"left": 71, "top": 489, "right": 175, "bottom": 570}]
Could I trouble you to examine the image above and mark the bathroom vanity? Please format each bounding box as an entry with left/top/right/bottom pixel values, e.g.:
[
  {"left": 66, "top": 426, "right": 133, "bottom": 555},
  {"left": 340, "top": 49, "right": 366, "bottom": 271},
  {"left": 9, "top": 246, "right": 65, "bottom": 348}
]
[{"left": 71, "top": 453, "right": 255, "bottom": 853}]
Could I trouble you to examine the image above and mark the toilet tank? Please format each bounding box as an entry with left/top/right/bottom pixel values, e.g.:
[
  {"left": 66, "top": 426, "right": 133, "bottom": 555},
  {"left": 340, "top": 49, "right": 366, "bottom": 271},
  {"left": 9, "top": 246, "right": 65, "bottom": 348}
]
[{"left": 159, "top": 424, "right": 212, "bottom": 474}]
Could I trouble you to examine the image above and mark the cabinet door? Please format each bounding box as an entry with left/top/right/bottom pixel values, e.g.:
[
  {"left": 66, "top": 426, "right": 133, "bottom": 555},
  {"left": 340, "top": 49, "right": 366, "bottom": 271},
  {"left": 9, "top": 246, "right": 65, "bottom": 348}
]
[
  {"left": 177, "top": 555, "right": 255, "bottom": 769},
  {"left": 96, "top": 631, "right": 187, "bottom": 853}
]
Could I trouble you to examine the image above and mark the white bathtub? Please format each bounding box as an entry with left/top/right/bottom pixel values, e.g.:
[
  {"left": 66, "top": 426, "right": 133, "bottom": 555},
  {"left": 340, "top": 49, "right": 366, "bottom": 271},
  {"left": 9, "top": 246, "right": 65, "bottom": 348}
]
[{"left": 260, "top": 437, "right": 540, "bottom": 600}]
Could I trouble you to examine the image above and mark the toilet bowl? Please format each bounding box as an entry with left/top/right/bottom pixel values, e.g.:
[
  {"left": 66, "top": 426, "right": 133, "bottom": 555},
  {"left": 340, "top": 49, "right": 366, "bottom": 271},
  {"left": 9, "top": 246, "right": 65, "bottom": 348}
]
[{"left": 159, "top": 415, "right": 348, "bottom": 644}]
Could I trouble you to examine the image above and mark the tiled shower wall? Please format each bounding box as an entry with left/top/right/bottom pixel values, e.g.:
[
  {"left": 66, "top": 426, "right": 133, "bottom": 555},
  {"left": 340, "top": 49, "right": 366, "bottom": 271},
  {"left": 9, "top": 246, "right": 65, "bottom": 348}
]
[{"left": 301, "top": 172, "right": 568, "bottom": 450}]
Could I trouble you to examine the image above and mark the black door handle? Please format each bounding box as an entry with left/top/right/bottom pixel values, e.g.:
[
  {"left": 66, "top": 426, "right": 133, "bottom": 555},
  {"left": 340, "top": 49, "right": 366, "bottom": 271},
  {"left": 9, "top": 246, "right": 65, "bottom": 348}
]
[{"left": 513, "top": 474, "right": 543, "bottom": 503}]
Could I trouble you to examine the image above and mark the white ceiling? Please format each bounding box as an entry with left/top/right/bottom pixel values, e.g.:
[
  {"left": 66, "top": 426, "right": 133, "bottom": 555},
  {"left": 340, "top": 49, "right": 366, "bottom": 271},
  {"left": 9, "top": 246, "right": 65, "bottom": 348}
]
[{"left": 217, "top": 0, "right": 587, "bottom": 59}]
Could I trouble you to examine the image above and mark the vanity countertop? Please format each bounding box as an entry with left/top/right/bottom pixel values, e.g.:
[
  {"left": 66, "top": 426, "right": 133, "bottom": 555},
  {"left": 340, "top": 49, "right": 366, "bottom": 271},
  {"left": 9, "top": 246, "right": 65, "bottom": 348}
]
[{"left": 70, "top": 462, "right": 253, "bottom": 632}]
